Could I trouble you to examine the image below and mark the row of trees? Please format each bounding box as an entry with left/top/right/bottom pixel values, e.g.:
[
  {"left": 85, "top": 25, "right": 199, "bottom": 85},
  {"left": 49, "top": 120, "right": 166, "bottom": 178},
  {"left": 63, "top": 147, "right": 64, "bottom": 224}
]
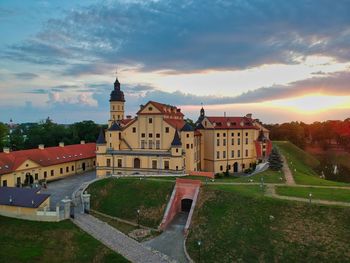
[
  {"left": 0, "top": 118, "right": 104, "bottom": 151},
  {"left": 267, "top": 119, "right": 350, "bottom": 150}
]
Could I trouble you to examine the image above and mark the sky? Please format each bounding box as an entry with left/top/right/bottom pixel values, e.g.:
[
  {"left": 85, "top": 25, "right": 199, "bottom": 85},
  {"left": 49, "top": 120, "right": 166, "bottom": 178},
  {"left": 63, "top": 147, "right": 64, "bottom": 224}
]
[{"left": 1, "top": 0, "right": 350, "bottom": 124}]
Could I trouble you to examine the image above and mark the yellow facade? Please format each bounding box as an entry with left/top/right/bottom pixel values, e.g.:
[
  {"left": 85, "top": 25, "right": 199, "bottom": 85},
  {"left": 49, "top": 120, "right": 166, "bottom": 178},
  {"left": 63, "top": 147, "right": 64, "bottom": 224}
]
[{"left": 96, "top": 78, "right": 270, "bottom": 176}]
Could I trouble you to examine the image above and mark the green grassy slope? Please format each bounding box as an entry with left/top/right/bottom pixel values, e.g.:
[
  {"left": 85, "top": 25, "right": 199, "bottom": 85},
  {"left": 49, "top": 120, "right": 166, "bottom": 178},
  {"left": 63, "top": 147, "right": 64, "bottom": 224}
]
[
  {"left": 274, "top": 141, "right": 348, "bottom": 186},
  {"left": 187, "top": 186, "right": 350, "bottom": 262},
  {"left": 88, "top": 178, "right": 174, "bottom": 228},
  {"left": 0, "top": 216, "right": 128, "bottom": 263}
]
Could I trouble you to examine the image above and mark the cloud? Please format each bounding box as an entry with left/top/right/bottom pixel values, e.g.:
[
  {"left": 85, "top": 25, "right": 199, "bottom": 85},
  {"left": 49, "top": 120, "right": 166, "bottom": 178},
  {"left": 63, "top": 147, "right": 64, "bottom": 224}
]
[
  {"left": 3, "top": 0, "right": 350, "bottom": 74},
  {"left": 25, "top": 88, "right": 47, "bottom": 94},
  {"left": 14, "top": 72, "right": 39, "bottom": 80},
  {"left": 47, "top": 91, "right": 98, "bottom": 107}
]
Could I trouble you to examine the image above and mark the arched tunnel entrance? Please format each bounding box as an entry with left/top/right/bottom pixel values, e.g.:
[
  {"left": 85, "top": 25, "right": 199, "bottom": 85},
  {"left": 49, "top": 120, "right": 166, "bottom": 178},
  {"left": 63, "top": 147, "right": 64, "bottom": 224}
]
[{"left": 181, "top": 198, "right": 193, "bottom": 212}]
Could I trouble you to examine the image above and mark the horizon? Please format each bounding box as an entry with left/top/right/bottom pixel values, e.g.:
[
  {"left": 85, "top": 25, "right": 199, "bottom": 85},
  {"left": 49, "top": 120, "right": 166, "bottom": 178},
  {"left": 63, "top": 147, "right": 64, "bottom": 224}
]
[{"left": 1, "top": 0, "right": 350, "bottom": 124}]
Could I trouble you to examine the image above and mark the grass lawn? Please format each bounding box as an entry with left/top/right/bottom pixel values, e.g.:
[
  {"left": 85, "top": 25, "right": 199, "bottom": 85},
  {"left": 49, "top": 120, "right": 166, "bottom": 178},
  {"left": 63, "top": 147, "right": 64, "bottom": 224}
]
[
  {"left": 231, "top": 169, "right": 285, "bottom": 183},
  {"left": 0, "top": 216, "right": 128, "bottom": 263},
  {"left": 276, "top": 186, "right": 350, "bottom": 203},
  {"left": 186, "top": 186, "right": 350, "bottom": 262},
  {"left": 88, "top": 178, "right": 174, "bottom": 228},
  {"left": 209, "top": 184, "right": 266, "bottom": 197},
  {"left": 274, "top": 141, "right": 349, "bottom": 186}
]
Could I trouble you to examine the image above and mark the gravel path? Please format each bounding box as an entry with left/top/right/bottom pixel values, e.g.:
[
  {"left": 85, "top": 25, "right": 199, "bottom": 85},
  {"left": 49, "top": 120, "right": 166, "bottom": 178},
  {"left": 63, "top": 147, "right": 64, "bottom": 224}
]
[{"left": 280, "top": 154, "right": 296, "bottom": 185}]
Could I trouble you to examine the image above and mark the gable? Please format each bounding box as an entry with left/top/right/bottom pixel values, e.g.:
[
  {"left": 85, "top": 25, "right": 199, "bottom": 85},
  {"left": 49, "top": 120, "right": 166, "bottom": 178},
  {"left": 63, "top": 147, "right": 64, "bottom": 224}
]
[
  {"left": 15, "top": 159, "right": 41, "bottom": 171},
  {"left": 138, "top": 102, "right": 162, "bottom": 115}
]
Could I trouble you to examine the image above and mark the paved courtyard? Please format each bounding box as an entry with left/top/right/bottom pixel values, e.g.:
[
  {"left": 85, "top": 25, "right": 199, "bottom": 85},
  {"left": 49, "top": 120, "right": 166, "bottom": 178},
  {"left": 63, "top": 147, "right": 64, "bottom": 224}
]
[
  {"left": 41, "top": 171, "right": 96, "bottom": 209},
  {"left": 144, "top": 212, "right": 189, "bottom": 263}
]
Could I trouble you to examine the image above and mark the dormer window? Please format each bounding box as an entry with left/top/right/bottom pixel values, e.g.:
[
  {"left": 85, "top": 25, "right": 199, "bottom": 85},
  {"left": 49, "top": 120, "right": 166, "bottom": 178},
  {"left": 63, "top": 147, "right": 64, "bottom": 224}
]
[{"left": 148, "top": 107, "right": 153, "bottom": 111}]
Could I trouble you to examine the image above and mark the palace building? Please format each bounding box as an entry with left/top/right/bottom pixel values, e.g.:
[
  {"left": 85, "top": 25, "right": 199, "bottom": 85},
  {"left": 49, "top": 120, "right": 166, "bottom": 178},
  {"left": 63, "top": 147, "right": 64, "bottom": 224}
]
[{"left": 96, "top": 77, "right": 272, "bottom": 176}]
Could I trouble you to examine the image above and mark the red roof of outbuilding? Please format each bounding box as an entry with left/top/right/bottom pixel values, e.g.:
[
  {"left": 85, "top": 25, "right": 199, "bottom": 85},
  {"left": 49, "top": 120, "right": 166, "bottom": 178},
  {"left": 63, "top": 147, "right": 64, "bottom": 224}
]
[{"left": 0, "top": 143, "right": 96, "bottom": 176}]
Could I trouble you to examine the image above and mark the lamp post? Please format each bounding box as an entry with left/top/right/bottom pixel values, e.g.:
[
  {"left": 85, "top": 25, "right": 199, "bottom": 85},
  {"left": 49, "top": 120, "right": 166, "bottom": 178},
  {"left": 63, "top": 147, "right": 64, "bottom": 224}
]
[
  {"left": 309, "top": 193, "right": 312, "bottom": 204},
  {"left": 197, "top": 240, "right": 202, "bottom": 263},
  {"left": 137, "top": 209, "right": 140, "bottom": 227}
]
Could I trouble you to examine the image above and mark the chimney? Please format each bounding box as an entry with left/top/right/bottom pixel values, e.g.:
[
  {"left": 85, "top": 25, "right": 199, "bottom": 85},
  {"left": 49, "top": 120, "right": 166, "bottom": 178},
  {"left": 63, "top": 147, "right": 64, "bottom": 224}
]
[
  {"left": 246, "top": 113, "right": 252, "bottom": 119},
  {"left": 3, "top": 147, "right": 10, "bottom": 154},
  {"left": 80, "top": 140, "right": 85, "bottom": 144},
  {"left": 38, "top": 144, "right": 44, "bottom": 150},
  {"left": 59, "top": 142, "right": 64, "bottom": 147},
  {"left": 126, "top": 115, "right": 132, "bottom": 119}
]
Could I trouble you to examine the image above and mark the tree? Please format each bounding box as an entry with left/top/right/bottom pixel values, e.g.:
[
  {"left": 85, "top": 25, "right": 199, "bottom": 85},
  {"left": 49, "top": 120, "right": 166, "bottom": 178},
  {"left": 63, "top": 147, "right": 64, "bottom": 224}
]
[
  {"left": 268, "top": 147, "right": 283, "bottom": 171},
  {"left": 0, "top": 122, "right": 9, "bottom": 150}
]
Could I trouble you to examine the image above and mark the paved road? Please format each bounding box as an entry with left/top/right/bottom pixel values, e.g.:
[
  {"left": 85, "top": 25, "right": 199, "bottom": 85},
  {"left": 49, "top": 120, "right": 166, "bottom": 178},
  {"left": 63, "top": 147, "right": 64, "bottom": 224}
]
[
  {"left": 73, "top": 213, "right": 171, "bottom": 263},
  {"left": 41, "top": 171, "right": 96, "bottom": 209},
  {"left": 144, "top": 212, "right": 189, "bottom": 263}
]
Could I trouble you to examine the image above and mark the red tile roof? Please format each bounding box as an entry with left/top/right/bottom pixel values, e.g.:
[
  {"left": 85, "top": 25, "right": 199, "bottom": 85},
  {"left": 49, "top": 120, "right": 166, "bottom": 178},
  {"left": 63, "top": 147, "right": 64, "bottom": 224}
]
[
  {"left": 164, "top": 119, "right": 186, "bottom": 130},
  {"left": 206, "top": 116, "right": 259, "bottom": 130},
  {"left": 137, "top": 101, "right": 184, "bottom": 117},
  {"left": 0, "top": 143, "right": 96, "bottom": 176}
]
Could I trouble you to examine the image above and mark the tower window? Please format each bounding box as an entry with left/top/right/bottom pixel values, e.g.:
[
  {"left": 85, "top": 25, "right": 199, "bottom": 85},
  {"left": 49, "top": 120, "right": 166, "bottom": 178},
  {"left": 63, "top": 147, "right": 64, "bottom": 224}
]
[
  {"left": 165, "top": 127, "right": 169, "bottom": 133},
  {"left": 149, "top": 118, "right": 153, "bottom": 124},
  {"left": 133, "top": 127, "right": 136, "bottom": 133}
]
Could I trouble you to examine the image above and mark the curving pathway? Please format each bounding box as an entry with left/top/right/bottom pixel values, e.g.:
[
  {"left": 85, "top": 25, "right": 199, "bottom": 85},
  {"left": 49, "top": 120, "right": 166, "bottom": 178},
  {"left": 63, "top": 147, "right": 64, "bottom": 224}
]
[{"left": 280, "top": 154, "right": 296, "bottom": 185}]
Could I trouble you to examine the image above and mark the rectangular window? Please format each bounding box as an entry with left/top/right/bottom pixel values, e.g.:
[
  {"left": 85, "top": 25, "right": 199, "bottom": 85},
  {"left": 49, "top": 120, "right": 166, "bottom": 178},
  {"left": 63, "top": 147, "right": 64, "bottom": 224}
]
[
  {"left": 107, "top": 159, "right": 111, "bottom": 167},
  {"left": 141, "top": 140, "right": 146, "bottom": 149},
  {"left": 165, "top": 127, "right": 169, "bottom": 133},
  {"left": 231, "top": 138, "right": 234, "bottom": 145},
  {"left": 156, "top": 133, "right": 160, "bottom": 138},
  {"left": 149, "top": 118, "right": 153, "bottom": 124},
  {"left": 149, "top": 133, "right": 153, "bottom": 138},
  {"left": 217, "top": 139, "right": 220, "bottom": 146},
  {"left": 238, "top": 150, "right": 241, "bottom": 158},
  {"left": 223, "top": 151, "right": 226, "bottom": 158},
  {"left": 223, "top": 133, "right": 226, "bottom": 137},
  {"left": 118, "top": 159, "right": 122, "bottom": 168},
  {"left": 3, "top": 180, "right": 7, "bottom": 187},
  {"left": 51, "top": 170, "right": 54, "bottom": 176},
  {"left": 44, "top": 171, "right": 47, "bottom": 178},
  {"left": 72, "top": 165, "right": 74, "bottom": 171},
  {"left": 217, "top": 133, "right": 220, "bottom": 137},
  {"left": 223, "top": 139, "right": 226, "bottom": 146},
  {"left": 238, "top": 132, "right": 241, "bottom": 136},
  {"left": 141, "top": 133, "right": 145, "bottom": 138},
  {"left": 231, "top": 132, "right": 234, "bottom": 137},
  {"left": 242, "top": 164, "right": 246, "bottom": 169},
  {"left": 245, "top": 138, "right": 249, "bottom": 145},
  {"left": 245, "top": 149, "right": 249, "bottom": 157},
  {"left": 152, "top": 160, "right": 157, "bottom": 169},
  {"left": 246, "top": 132, "right": 248, "bottom": 136},
  {"left": 191, "top": 144, "right": 193, "bottom": 149},
  {"left": 60, "top": 168, "right": 63, "bottom": 174},
  {"left": 156, "top": 140, "right": 160, "bottom": 149},
  {"left": 149, "top": 140, "right": 153, "bottom": 149},
  {"left": 220, "top": 165, "right": 223, "bottom": 171},
  {"left": 164, "top": 161, "right": 170, "bottom": 170},
  {"left": 186, "top": 134, "right": 189, "bottom": 138},
  {"left": 238, "top": 138, "right": 241, "bottom": 145},
  {"left": 35, "top": 173, "right": 38, "bottom": 180},
  {"left": 216, "top": 151, "right": 220, "bottom": 159},
  {"left": 231, "top": 150, "right": 234, "bottom": 158},
  {"left": 66, "top": 167, "right": 69, "bottom": 173},
  {"left": 186, "top": 144, "right": 190, "bottom": 149},
  {"left": 132, "top": 127, "right": 136, "bottom": 133}
]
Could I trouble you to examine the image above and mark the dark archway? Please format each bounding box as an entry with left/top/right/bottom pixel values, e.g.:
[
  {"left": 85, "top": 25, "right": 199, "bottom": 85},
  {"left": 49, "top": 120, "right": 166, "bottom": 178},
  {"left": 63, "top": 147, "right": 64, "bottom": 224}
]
[
  {"left": 181, "top": 199, "right": 193, "bottom": 212},
  {"left": 134, "top": 158, "right": 141, "bottom": 169},
  {"left": 24, "top": 173, "right": 34, "bottom": 186},
  {"left": 233, "top": 162, "right": 239, "bottom": 173},
  {"left": 82, "top": 162, "right": 86, "bottom": 171}
]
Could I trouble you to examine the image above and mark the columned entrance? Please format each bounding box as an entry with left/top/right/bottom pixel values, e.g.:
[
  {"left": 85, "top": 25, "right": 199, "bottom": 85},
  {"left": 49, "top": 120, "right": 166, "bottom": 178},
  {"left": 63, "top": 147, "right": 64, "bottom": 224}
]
[
  {"left": 24, "top": 173, "right": 34, "bottom": 186},
  {"left": 134, "top": 158, "right": 141, "bottom": 169}
]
